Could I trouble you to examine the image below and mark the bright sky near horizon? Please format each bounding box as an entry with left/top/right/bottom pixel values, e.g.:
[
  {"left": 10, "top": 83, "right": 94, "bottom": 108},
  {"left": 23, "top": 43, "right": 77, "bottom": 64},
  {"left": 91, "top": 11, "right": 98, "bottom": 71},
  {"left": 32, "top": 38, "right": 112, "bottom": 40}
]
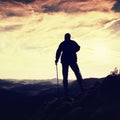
[{"left": 0, "top": 0, "right": 120, "bottom": 80}]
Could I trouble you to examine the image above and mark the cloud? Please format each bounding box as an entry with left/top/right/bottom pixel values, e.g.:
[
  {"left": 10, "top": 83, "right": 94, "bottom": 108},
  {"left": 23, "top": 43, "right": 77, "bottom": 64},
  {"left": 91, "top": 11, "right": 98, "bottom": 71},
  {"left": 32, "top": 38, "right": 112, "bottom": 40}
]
[
  {"left": 6, "top": 10, "right": 27, "bottom": 17},
  {"left": 15, "top": 0, "right": 34, "bottom": 3},
  {"left": 0, "top": 25, "right": 22, "bottom": 32},
  {"left": 112, "top": 0, "right": 120, "bottom": 12},
  {"left": 0, "top": 0, "right": 116, "bottom": 18},
  {"left": 0, "top": 1, "right": 31, "bottom": 18},
  {"left": 0, "top": 0, "right": 34, "bottom": 3},
  {"left": 104, "top": 19, "right": 120, "bottom": 33},
  {"left": 40, "top": 0, "right": 115, "bottom": 13}
]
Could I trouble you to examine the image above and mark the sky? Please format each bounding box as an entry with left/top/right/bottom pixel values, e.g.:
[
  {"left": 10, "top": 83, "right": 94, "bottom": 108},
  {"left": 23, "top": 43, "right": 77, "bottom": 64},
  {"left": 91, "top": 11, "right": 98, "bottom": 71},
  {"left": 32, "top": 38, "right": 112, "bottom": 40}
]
[{"left": 0, "top": 0, "right": 120, "bottom": 80}]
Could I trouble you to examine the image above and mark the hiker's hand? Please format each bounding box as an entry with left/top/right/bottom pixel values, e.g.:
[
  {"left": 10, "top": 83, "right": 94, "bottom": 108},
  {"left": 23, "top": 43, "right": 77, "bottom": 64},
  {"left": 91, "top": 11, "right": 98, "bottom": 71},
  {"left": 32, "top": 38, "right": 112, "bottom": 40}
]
[{"left": 55, "top": 60, "right": 58, "bottom": 65}]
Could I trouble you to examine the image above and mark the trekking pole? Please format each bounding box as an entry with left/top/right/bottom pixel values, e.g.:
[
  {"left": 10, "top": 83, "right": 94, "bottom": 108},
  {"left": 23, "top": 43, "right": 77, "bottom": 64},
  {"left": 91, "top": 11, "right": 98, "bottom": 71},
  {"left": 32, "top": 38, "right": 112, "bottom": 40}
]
[{"left": 56, "top": 64, "right": 59, "bottom": 98}]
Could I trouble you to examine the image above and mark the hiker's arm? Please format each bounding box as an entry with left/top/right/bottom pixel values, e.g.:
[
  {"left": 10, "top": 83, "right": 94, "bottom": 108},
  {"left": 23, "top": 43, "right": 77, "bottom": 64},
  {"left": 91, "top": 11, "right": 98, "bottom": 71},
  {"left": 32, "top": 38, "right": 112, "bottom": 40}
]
[
  {"left": 74, "top": 42, "right": 80, "bottom": 52},
  {"left": 55, "top": 44, "right": 62, "bottom": 65}
]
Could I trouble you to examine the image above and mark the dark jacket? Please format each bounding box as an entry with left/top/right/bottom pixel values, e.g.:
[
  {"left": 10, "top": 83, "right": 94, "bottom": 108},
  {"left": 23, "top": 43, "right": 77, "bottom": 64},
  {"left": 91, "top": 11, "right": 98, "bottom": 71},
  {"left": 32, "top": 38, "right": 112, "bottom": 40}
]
[{"left": 56, "top": 40, "right": 80, "bottom": 64}]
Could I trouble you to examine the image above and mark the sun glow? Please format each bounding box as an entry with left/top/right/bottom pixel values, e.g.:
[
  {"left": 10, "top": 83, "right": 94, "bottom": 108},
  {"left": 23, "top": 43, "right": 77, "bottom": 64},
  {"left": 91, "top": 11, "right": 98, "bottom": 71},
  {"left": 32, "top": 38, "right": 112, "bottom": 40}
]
[{"left": 93, "top": 44, "right": 110, "bottom": 62}]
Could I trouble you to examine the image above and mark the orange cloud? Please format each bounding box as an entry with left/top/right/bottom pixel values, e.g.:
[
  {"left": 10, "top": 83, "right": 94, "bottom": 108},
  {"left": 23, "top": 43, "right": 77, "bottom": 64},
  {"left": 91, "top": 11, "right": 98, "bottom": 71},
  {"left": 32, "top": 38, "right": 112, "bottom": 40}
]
[
  {"left": 0, "top": 0, "right": 117, "bottom": 18},
  {"left": 0, "top": 24, "right": 22, "bottom": 32},
  {"left": 34, "top": 0, "right": 116, "bottom": 13},
  {"left": 0, "top": 1, "right": 31, "bottom": 18}
]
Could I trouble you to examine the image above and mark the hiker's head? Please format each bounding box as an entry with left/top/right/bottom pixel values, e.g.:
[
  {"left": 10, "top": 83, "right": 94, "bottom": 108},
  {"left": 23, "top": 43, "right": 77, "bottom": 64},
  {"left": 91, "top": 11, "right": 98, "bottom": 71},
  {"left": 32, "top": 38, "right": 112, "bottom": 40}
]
[{"left": 64, "top": 33, "right": 71, "bottom": 41}]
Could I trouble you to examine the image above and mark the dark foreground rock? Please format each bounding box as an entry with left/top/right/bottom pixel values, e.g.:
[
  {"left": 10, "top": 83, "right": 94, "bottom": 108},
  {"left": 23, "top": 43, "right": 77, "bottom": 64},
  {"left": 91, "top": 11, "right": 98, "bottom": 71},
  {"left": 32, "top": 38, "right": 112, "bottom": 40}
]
[{"left": 0, "top": 75, "right": 120, "bottom": 120}]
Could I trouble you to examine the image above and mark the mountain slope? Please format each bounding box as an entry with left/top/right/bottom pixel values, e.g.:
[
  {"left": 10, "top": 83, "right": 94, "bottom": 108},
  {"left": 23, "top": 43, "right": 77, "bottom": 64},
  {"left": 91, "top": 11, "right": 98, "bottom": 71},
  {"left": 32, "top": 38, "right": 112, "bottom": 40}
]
[{"left": 0, "top": 75, "right": 120, "bottom": 120}]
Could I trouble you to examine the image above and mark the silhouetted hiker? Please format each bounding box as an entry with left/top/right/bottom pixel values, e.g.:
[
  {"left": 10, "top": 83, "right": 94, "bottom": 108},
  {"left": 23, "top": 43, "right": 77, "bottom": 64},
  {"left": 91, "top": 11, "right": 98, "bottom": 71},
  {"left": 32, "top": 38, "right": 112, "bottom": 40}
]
[{"left": 55, "top": 33, "right": 84, "bottom": 97}]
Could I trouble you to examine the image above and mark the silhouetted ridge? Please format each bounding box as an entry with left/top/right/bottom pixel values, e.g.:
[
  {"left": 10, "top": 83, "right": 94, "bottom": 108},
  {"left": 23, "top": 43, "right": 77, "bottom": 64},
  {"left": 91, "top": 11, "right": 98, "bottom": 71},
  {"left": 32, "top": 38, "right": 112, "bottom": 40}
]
[
  {"left": 102, "top": 75, "right": 120, "bottom": 97},
  {"left": 30, "top": 75, "right": 120, "bottom": 120},
  {"left": 0, "top": 75, "right": 120, "bottom": 120}
]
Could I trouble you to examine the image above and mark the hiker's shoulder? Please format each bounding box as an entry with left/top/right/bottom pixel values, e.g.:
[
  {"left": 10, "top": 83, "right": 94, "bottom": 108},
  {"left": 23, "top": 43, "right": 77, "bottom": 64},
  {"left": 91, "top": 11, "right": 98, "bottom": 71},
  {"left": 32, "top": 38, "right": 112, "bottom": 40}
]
[
  {"left": 59, "top": 41, "right": 65, "bottom": 46},
  {"left": 70, "top": 40, "right": 77, "bottom": 43},
  {"left": 70, "top": 40, "right": 79, "bottom": 45}
]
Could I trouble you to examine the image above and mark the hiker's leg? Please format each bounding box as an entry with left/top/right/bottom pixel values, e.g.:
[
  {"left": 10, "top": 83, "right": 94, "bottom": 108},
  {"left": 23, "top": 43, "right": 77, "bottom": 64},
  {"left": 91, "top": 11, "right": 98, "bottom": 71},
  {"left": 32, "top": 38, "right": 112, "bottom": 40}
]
[
  {"left": 70, "top": 63, "right": 84, "bottom": 92},
  {"left": 62, "top": 63, "right": 69, "bottom": 97}
]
